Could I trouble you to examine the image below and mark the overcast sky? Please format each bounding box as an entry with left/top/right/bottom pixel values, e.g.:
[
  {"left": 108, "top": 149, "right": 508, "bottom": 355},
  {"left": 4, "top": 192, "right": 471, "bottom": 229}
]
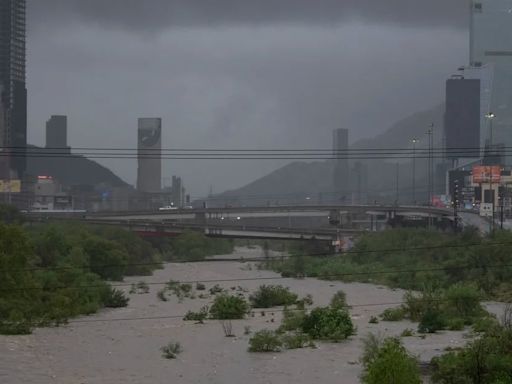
[{"left": 27, "top": 0, "right": 469, "bottom": 196}]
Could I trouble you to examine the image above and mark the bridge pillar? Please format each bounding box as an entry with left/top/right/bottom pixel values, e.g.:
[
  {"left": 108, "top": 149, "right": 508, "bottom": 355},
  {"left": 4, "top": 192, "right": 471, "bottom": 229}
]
[{"left": 195, "top": 212, "right": 207, "bottom": 224}]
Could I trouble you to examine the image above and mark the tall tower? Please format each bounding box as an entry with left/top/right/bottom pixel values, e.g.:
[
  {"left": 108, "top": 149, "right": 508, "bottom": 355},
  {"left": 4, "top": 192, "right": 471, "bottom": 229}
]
[
  {"left": 332, "top": 128, "right": 350, "bottom": 202},
  {"left": 0, "top": 0, "right": 27, "bottom": 178},
  {"left": 137, "top": 118, "right": 162, "bottom": 193},
  {"left": 46, "top": 115, "right": 70, "bottom": 154},
  {"left": 470, "top": 0, "right": 512, "bottom": 164}
]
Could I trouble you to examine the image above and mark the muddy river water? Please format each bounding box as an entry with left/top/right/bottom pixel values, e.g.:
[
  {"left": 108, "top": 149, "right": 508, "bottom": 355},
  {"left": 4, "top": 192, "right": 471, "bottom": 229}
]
[{"left": 0, "top": 247, "right": 503, "bottom": 384}]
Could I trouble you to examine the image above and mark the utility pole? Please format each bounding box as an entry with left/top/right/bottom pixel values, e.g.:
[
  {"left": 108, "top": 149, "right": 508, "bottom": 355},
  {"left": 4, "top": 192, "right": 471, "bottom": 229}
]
[
  {"left": 395, "top": 162, "right": 399, "bottom": 205},
  {"left": 500, "top": 193, "right": 504, "bottom": 230}
]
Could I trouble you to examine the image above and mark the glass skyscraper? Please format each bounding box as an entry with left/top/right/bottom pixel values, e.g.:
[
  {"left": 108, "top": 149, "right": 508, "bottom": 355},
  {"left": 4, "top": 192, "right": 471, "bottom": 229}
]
[
  {"left": 470, "top": 0, "right": 512, "bottom": 164},
  {"left": 0, "top": 0, "right": 27, "bottom": 178}
]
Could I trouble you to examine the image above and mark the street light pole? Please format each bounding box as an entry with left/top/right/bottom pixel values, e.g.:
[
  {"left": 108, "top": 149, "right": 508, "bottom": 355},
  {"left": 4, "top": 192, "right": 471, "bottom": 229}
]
[
  {"left": 412, "top": 138, "right": 419, "bottom": 204},
  {"left": 486, "top": 112, "right": 496, "bottom": 233}
]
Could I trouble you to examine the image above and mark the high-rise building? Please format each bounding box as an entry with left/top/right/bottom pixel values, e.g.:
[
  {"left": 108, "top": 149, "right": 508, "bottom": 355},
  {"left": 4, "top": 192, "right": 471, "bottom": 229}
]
[
  {"left": 444, "top": 77, "right": 481, "bottom": 159},
  {"left": 0, "top": 0, "right": 27, "bottom": 178},
  {"left": 46, "top": 115, "right": 70, "bottom": 154},
  {"left": 332, "top": 128, "right": 350, "bottom": 201},
  {"left": 137, "top": 118, "right": 162, "bottom": 193},
  {"left": 470, "top": 0, "right": 512, "bottom": 163}
]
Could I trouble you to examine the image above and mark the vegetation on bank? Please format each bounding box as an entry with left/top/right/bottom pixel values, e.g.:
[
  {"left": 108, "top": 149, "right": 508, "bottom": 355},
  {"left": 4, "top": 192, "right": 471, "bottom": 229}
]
[
  {"left": 147, "top": 231, "right": 234, "bottom": 261},
  {"left": 378, "top": 283, "right": 490, "bottom": 333},
  {"left": 0, "top": 205, "right": 235, "bottom": 335},
  {"left": 431, "top": 306, "right": 512, "bottom": 383},
  {"left": 0, "top": 222, "right": 154, "bottom": 334},
  {"left": 360, "top": 335, "right": 421, "bottom": 384},
  {"left": 269, "top": 228, "right": 512, "bottom": 301}
]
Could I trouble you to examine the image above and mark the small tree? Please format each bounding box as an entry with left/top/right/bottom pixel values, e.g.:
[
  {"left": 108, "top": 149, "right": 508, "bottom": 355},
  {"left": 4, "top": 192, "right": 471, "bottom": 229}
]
[
  {"left": 209, "top": 294, "right": 248, "bottom": 320},
  {"left": 362, "top": 338, "right": 421, "bottom": 384},
  {"left": 302, "top": 307, "right": 355, "bottom": 342}
]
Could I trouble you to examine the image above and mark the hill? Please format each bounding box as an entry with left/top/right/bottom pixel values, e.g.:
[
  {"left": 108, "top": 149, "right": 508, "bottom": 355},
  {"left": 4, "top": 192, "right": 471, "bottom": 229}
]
[
  {"left": 26, "top": 146, "right": 129, "bottom": 188},
  {"left": 213, "top": 104, "right": 445, "bottom": 205}
]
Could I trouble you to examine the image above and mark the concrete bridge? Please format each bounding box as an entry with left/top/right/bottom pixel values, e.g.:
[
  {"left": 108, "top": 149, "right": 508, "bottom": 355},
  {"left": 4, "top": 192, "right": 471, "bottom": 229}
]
[{"left": 26, "top": 204, "right": 469, "bottom": 242}]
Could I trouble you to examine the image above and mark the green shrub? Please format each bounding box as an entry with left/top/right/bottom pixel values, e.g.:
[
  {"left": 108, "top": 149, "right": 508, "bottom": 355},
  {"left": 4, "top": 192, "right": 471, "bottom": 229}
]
[
  {"left": 302, "top": 307, "right": 355, "bottom": 342},
  {"left": 330, "top": 290, "right": 348, "bottom": 309},
  {"left": 249, "top": 285, "right": 298, "bottom": 308},
  {"left": 431, "top": 325, "right": 512, "bottom": 383},
  {"left": 380, "top": 307, "right": 406, "bottom": 322},
  {"left": 360, "top": 333, "right": 383, "bottom": 367},
  {"left": 209, "top": 294, "right": 248, "bottom": 320},
  {"left": 183, "top": 306, "right": 209, "bottom": 323},
  {"left": 472, "top": 316, "right": 500, "bottom": 333},
  {"left": 446, "top": 318, "right": 465, "bottom": 331},
  {"left": 0, "top": 310, "right": 32, "bottom": 335},
  {"left": 161, "top": 342, "right": 183, "bottom": 359},
  {"left": 444, "top": 283, "right": 484, "bottom": 320},
  {"left": 281, "top": 332, "right": 312, "bottom": 349},
  {"left": 209, "top": 284, "right": 225, "bottom": 295},
  {"left": 132, "top": 281, "right": 150, "bottom": 294},
  {"left": 157, "top": 289, "right": 168, "bottom": 302},
  {"left": 196, "top": 283, "right": 206, "bottom": 291},
  {"left": 362, "top": 338, "right": 421, "bottom": 384},
  {"left": 248, "top": 330, "right": 282, "bottom": 352},
  {"left": 400, "top": 328, "right": 414, "bottom": 337},
  {"left": 278, "top": 308, "right": 306, "bottom": 333},
  {"left": 418, "top": 309, "right": 446, "bottom": 334},
  {"left": 369, "top": 316, "right": 379, "bottom": 324},
  {"left": 103, "top": 288, "right": 130, "bottom": 308},
  {"left": 403, "top": 290, "right": 440, "bottom": 322}
]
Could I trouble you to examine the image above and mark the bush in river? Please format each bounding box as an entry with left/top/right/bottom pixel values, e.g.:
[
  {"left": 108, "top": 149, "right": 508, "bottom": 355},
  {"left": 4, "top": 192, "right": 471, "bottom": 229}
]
[
  {"left": 380, "top": 307, "right": 406, "bottom": 322},
  {"left": 248, "top": 330, "right": 282, "bottom": 352},
  {"left": 103, "top": 288, "right": 130, "bottom": 308},
  {"left": 330, "top": 290, "right": 348, "bottom": 309},
  {"left": 361, "top": 338, "right": 421, "bottom": 384},
  {"left": 302, "top": 306, "right": 355, "bottom": 342},
  {"left": 209, "top": 294, "right": 249, "bottom": 320},
  {"left": 183, "top": 306, "right": 209, "bottom": 323},
  {"left": 249, "top": 285, "right": 298, "bottom": 308},
  {"left": 161, "top": 342, "right": 183, "bottom": 359}
]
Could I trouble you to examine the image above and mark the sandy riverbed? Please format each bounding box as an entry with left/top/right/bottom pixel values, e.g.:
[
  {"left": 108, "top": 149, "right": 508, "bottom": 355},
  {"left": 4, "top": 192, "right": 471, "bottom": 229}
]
[{"left": 0, "top": 247, "right": 503, "bottom": 384}]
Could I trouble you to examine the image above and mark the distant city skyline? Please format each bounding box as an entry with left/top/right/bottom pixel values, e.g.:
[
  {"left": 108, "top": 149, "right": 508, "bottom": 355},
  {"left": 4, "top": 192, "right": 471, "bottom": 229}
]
[{"left": 26, "top": 2, "right": 469, "bottom": 196}]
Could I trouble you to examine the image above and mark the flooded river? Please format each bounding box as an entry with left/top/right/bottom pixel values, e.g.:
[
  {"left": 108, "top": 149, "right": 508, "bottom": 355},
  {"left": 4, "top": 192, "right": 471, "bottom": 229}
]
[{"left": 0, "top": 247, "right": 494, "bottom": 383}]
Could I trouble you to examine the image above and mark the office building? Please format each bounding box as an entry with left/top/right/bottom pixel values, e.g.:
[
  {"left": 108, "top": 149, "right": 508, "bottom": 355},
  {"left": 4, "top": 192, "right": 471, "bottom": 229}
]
[
  {"left": 444, "top": 77, "right": 481, "bottom": 159},
  {"left": 350, "top": 161, "right": 368, "bottom": 205},
  {"left": 0, "top": 0, "right": 27, "bottom": 178},
  {"left": 46, "top": 115, "right": 70, "bottom": 154},
  {"left": 137, "top": 118, "right": 162, "bottom": 193},
  {"left": 470, "top": 0, "right": 512, "bottom": 163},
  {"left": 332, "top": 128, "right": 350, "bottom": 201}
]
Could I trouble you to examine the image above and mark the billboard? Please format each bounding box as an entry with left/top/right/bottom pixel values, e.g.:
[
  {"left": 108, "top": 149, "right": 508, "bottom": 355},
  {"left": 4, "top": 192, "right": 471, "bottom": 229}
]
[
  {"left": 0, "top": 180, "right": 21, "bottom": 193},
  {"left": 472, "top": 165, "right": 501, "bottom": 183}
]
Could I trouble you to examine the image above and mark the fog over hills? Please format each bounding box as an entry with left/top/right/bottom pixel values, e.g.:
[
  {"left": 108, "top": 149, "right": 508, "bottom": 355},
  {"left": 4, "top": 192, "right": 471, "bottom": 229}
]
[{"left": 215, "top": 104, "right": 445, "bottom": 205}]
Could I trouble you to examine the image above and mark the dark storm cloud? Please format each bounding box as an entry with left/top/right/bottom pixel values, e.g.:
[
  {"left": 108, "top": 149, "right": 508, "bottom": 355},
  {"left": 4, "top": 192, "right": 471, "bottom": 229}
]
[{"left": 29, "top": 0, "right": 469, "bottom": 31}]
